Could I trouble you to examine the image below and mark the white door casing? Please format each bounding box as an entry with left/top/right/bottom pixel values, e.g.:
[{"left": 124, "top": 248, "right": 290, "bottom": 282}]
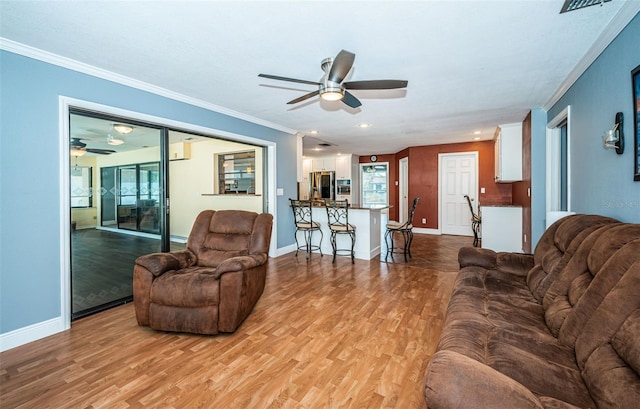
[
  {"left": 399, "top": 157, "right": 409, "bottom": 222},
  {"left": 546, "top": 106, "right": 573, "bottom": 228},
  {"left": 439, "top": 152, "right": 478, "bottom": 236}
]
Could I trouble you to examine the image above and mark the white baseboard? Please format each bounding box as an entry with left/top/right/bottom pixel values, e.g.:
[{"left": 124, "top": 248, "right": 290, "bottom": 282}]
[
  {"left": 413, "top": 227, "right": 441, "bottom": 235},
  {"left": 275, "top": 244, "right": 297, "bottom": 257},
  {"left": 0, "top": 316, "right": 67, "bottom": 352}
]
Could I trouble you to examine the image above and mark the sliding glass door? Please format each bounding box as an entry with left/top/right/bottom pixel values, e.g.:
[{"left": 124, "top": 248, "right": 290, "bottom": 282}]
[
  {"left": 70, "top": 111, "right": 164, "bottom": 319},
  {"left": 69, "top": 111, "right": 269, "bottom": 320}
]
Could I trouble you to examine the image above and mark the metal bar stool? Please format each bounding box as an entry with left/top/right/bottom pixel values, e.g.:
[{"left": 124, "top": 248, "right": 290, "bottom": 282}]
[
  {"left": 325, "top": 199, "right": 356, "bottom": 263},
  {"left": 464, "top": 194, "right": 481, "bottom": 247},
  {"left": 385, "top": 197, "right": 421, "bottom": 262},
  {"left": 290, "top": 198, "right": 323, "bottom": 258}
]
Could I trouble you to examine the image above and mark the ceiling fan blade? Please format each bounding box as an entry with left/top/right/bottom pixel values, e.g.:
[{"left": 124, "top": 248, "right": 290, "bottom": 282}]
[
  {"left": 342, "top": 91, "right": 362, "bottom": 108},
  {"left": 287, "top": 90, "right": 320, "bottom": 104},
  {"left": 328, "top": 50, "right": 355, "bottom": 83},
  {"left": 344, "top": 79, "right": 408, "bottom": 90},
  {"left": 86, "top": 148, "right": 116, "bottom": 155},
  {"left": 70, "top": 138, "right": 87, "bottom": 148},
  {"left": 258, "top": 73, "right": 320, "bottom": 86}
]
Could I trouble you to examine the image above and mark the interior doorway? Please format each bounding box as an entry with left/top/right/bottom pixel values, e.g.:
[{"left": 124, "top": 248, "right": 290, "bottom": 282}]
[
  {"left": 439, "top": 152, "right": 478, "bottom": 236},
  {"left": 546, "top": 106, "right": 572, "bottom": 228}
]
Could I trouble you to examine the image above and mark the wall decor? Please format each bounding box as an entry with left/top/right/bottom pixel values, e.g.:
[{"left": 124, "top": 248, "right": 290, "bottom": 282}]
[{"left": 633, "top": 64, "right": 640, "bottom": 181}]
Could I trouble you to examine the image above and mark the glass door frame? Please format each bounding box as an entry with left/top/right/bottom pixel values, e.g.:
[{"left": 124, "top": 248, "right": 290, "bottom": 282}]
[{"left": 61, "top": 97, "right": 277, "bottom": 329}]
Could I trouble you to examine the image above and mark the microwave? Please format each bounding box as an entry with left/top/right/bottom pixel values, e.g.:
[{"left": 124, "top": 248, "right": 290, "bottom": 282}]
[{"left": 336, "top": 179, "right": 351, "bottom": 195}]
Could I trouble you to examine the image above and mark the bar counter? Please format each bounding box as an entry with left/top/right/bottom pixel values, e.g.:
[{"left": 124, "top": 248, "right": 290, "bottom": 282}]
[{"left": 306, "top": 203, "right": 389, "bottom": 260}]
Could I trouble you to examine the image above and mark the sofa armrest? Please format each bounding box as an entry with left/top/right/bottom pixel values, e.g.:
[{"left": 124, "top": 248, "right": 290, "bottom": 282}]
[
  {"left": 135, "top": 250, "right": 195, "bottom": 277},
  {"left": 496, "top": 252, "right": 535, "bottom": 276},
  {"left": 458, "top": 247, "right": 497, "bottom": 269},
  {"left": 424, "top": 350, "right": 543, "bottom": 409}
]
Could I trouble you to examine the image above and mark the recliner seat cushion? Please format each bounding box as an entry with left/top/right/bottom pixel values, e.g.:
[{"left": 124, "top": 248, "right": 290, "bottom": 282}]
[{"left": 150, "top": 267, "right": 221, "bottom": 307}]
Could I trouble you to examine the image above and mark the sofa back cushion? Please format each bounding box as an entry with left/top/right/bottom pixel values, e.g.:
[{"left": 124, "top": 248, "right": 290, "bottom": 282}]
[
  {"left": 527, "top": 215, "right": 618, "bottom": 302},
  {"left": 575, "top": 257, "right": 640, "bottom": 408}
]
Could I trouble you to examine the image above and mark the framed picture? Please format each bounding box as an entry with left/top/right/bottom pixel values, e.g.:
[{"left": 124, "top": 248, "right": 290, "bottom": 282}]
[{"left": 633, "top": 64, "right": 640, "bottom": 181}]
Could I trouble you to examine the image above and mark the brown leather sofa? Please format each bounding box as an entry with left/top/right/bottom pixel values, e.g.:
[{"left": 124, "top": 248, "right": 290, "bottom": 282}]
[
  {"left": 424, "top": 214, "right": 640, "bottom": 408},
  {"left": 133, "top": 209, "right": 273, "bottom": 335}
]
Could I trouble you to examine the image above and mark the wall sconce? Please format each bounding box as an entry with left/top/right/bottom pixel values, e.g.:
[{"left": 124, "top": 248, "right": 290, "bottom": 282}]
[{"left": 603, "top": 112, "right": 624, "bottom": 154}]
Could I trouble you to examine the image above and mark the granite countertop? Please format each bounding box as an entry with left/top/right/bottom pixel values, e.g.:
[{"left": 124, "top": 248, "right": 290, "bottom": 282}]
[{"left": 480, "top": 204, "right": 523, "bottom": 207}]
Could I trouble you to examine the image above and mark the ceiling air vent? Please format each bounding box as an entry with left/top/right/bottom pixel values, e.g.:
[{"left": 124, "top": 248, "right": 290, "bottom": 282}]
[{"left": 560, "top": 0, "right": 610, "bottom": 13}]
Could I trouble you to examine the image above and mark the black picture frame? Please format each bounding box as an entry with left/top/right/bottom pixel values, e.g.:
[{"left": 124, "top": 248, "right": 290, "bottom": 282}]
[{"left": 633, "top": 64, "right": 640, "bottom": 181}]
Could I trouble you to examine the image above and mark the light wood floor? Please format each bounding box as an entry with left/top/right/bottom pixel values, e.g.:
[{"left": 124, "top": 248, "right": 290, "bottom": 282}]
[{"left": 0, "top": 234, "right": 471, "bottom": 409}]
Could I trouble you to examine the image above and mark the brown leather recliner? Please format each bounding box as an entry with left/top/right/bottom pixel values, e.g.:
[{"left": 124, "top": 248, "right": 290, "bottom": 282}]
[{"left": 133, "top": 209, "right": 273, "bottom": 335}]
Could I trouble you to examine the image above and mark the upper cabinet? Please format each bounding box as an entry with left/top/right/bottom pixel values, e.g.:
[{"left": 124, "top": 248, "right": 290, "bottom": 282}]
[
  {"left": 335, "top": 156, "right": 351, "bottom": 179},
  {"left": 302, "top": 159, "right": 312, "bottom": 181},
  {"left": 494, "top": 122, "right": 522, "bottom": 182},
  {"left": 312, "top": 157, "right": 336, "bottom": 172},
  {"left": 169, "top": 142, "right": 191, "bottom": 161}
]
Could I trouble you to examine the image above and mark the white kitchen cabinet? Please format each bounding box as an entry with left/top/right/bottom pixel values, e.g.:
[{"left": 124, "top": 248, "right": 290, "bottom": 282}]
[
  {"left": 480, "top": 206, "right": 523, "bottom": 252},
  {"left": 335, "top": 156, "right": 350, "bottom": 179},
  {"left": 494, "top": 122, "right": 522, "bottom": 182},
  {"left": 312, "top": 157, "right": 336, "bottom": 172},
  {"left": 169, "top": 142, "right": 191, "bottom": 161},
  {"left": 302, "top": 159, "right": 312, "bottom": 181}
]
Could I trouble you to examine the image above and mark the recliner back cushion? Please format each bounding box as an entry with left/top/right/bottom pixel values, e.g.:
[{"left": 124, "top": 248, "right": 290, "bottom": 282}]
[{"left": 187, "top": 210, "right": 258, "bottom": 267}]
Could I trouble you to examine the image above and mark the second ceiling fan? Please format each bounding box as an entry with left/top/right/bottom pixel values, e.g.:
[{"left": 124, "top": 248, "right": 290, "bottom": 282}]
[{"left": 259, "top": 49, "right": 408, "bottom": 108}]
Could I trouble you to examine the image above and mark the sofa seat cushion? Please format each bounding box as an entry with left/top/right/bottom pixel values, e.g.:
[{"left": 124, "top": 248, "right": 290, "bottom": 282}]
[
  {"left": 438, "top": 267, "right": 595, "bottom": 407},
  {"left": 150, "top": 267, "right": 221, "bottom": 307}
]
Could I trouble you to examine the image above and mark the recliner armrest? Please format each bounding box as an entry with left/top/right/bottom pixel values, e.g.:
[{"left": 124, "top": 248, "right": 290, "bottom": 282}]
[
  {"left": 135, "top": 250, "right": 195, "bottom": 277},
  {"left": 216, "top": 254, "right": 267, "bottom": 274},
  {"left": 424, "top": 350, "right": 543, "bottom": 409}
]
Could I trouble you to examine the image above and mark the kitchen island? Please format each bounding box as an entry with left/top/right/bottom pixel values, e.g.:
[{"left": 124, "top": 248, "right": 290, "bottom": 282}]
[{"left": 306, "top": 203, "right": 388, "bottom": 260}]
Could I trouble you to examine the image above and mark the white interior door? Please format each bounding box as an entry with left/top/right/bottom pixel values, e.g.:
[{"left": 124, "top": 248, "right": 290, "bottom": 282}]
[
  {"left": 398, "top": 157, "right": 409, "bottom": 222},
  {"left": 439, "top": 152, "right": 478, "bottom": 236}
]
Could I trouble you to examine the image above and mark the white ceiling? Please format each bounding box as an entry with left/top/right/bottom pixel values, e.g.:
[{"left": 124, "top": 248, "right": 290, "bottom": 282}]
[{"left": 1, "top": 1, "right": 638, "bottom": 157}]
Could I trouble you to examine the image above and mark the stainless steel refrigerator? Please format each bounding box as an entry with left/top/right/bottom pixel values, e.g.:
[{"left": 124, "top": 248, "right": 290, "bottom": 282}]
[{"left": 310, "top": 171, "right": 335, "bottom": 200}]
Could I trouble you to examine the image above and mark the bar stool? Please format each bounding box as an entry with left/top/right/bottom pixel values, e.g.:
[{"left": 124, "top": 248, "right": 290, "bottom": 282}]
[
  {"left": 325, "top": 199, "right": 356, "bottom": 263},
  {"left": 385, "top": 197, "right": 421, "bottom": 262},
  {"left": 290, "top": 198, "right": 322, "bottom": 258},
  {"left": 464, "top": 194, "right": 481, "bottom": 247}
]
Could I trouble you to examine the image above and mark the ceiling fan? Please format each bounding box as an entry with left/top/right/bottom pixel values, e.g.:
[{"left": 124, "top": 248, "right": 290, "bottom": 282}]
[
  {"left": 258, "top": 49, "right": 408, "bottom": 108},
  {"left": 70, "top": 138, "right": 116, "bottom": 156}
]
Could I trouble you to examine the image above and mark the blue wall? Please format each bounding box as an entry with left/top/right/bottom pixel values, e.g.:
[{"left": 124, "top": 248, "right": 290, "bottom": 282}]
[
  {"left": 0, "top": 50, "right": 297, "bottom": 334},
  {"left": 548, "top": 14, "right": 640, "bottom": 222}
]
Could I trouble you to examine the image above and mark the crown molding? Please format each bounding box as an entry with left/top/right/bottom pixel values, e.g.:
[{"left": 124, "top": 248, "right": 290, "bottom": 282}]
[
  {"left": 543, "top": 3, "right": 640, "bottom": 111},
  {"left": 0, "top": 38, "right": 298, "bottom": 136}
]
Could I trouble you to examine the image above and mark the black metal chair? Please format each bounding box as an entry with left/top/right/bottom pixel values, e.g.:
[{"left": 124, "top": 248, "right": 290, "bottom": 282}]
[
  {"left": 325, "top": 199, "right": 356, "bottom": 263},
  {"left": 290, "top": 198, "right": 323, "bottom": 258},
  {"left": 464, "top": 194, "right": 481, "bottom": 247},
  {"left": 385, "top": 197, "right": 421, "bottom": 262}
]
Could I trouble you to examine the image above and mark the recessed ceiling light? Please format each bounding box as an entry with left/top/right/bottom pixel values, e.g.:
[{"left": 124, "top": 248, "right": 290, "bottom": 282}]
[
  {"left": 473, "top": 130, "right": 482, "bottom": 135},
  {"left": 473, "top": 137, "right": 481, "bottom": 141},
  {"left": 357, "top": 123, "right": 371, "bottom": 128},
  {"left": 309, "top": 130, "right": 319, "bottom": 134}
]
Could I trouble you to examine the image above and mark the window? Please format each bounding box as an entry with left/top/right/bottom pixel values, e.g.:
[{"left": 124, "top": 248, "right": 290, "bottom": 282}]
[
  {"left": 70, "top": 166, "right": 92, "bottom": 208},
  {"left": 217, "top": 150, "right": 256, "bottom": 194},
  {"left": 360, "top": 163, "right": 388, "bottom": 207}
]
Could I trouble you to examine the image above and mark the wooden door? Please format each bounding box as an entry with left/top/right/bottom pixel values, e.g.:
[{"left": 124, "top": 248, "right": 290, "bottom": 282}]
[{"left": 440, "top": 152, "right": 478, "bottom": 236}]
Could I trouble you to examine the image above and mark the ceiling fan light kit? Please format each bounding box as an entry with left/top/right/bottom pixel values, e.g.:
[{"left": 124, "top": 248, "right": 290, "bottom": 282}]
[
  {"left": 107, "top": 134, "right": 125, "bottom": 145},
  {"left": 259, "top": 49, "right": 408, "bottom": 109},
  {"left": 113, "top": 124, "right": 134, "bottom": 134}
]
